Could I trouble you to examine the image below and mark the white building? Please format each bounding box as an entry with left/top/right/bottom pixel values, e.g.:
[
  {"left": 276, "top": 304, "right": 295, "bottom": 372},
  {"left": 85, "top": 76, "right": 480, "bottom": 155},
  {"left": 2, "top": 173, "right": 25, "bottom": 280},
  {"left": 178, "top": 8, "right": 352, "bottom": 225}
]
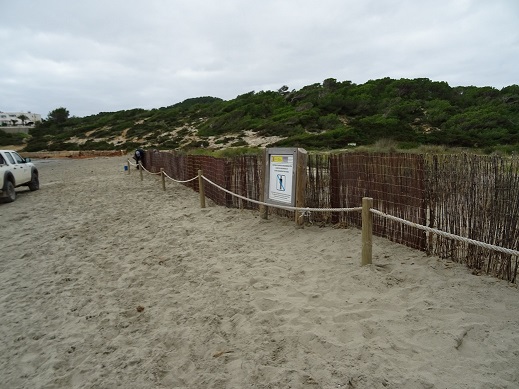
[{"left": 0, "top": 111, "right": 42, "bottom": 126}]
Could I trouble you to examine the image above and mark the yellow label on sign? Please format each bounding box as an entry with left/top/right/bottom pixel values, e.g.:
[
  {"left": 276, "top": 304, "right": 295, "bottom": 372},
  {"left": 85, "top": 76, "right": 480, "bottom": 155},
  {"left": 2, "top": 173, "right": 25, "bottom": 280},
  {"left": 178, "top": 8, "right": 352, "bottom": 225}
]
[{"left": 272, "top": 156, "right": 283, "bottom": 162}]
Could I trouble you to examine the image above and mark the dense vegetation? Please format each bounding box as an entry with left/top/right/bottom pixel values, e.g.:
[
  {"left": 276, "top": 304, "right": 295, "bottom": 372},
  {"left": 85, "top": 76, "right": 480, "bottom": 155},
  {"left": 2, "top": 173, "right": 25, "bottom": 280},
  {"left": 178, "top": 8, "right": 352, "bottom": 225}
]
[
  {"left": 19, "top": 77, "right": 519, "bottom": 153},
  {"left": 0, "top": 130, "right": 26, "bottom": 147}
]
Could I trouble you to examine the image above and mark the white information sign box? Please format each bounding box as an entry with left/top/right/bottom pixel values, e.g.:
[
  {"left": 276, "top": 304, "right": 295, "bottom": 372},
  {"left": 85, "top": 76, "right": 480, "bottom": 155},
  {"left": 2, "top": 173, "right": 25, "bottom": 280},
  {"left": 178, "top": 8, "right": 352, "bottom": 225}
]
[{"left": 264, "top": 148, "right": 299, "bottom": 207}]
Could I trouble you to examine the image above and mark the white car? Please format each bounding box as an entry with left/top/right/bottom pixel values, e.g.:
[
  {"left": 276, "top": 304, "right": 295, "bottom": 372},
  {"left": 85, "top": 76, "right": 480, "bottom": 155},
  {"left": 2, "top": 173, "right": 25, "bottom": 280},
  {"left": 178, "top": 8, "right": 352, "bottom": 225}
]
[{"left": 0, "top": 149, "right": 39, "bottom": 203}]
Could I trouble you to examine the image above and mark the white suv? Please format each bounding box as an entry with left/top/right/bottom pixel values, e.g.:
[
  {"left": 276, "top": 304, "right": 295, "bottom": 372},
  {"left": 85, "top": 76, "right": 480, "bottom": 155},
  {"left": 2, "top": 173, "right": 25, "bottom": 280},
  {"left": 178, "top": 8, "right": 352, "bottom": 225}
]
[{"left": 0, "top": 150, "right": 39, "bottom": 203}]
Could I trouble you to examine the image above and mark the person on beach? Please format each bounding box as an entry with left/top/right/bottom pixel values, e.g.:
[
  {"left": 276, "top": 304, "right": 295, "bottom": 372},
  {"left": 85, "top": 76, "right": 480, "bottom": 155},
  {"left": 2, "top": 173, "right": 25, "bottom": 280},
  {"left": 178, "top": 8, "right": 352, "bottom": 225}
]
[{"left": 133, "top": 148, "right": 145, "bottom": 169}]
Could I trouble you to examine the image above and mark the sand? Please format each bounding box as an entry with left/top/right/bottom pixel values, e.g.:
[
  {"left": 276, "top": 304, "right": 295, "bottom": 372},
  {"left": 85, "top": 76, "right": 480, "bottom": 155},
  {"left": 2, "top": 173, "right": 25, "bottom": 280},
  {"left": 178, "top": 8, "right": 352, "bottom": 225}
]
[{"left": 1, "top": 156, "right": 518, "bottom": 389}]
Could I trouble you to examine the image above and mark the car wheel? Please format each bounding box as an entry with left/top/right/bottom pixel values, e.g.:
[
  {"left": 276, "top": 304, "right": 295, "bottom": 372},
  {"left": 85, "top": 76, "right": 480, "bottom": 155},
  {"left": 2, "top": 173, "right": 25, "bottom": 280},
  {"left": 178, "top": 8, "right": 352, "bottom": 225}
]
[
  {"left": 28, "top": 172, "right": 40, "bottom": 191},
  {"left": 3, "top": 181, "right": 16, "bottom": 203}
]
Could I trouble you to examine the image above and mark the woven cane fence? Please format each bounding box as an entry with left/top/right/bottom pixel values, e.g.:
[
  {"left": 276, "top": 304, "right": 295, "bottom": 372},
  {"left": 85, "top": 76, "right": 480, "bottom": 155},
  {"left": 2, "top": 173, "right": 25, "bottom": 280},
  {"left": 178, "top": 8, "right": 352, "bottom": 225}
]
[{"left": 143, "top": 150, "right": 519, "bottom": 282}]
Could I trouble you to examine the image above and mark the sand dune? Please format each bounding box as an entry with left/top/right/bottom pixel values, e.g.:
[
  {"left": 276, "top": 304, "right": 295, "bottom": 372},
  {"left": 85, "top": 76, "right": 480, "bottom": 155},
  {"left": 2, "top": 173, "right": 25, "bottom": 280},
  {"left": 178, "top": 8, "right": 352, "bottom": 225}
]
[{"left": 1, "top": 156, "right": 518, "bottom": 389}]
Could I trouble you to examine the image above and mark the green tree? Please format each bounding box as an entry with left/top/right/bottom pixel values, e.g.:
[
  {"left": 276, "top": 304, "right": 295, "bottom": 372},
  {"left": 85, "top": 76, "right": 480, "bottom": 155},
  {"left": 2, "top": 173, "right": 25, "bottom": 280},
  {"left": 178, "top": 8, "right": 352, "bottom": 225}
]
[
  {"left": 47, "top": 107, "right": 70, "bottom": 124},
  {"left": 17, "top": 114, "right": 29, "bottom": 125}
]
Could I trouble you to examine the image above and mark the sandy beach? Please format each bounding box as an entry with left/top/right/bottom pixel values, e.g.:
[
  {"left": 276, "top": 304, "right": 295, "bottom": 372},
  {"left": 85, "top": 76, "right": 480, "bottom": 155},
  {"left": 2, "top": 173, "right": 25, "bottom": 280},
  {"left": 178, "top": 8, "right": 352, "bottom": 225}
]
[{"left": 1, "top": 156, "right": 518, "bottom": 389}]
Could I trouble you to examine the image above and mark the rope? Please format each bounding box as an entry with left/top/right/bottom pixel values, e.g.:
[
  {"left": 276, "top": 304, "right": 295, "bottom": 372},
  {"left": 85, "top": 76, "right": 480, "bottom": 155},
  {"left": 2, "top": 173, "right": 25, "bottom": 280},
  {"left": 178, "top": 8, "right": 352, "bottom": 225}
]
[
  {"left": 139, "top": 164, "right": 162, "bottom": 175},
  {"left": 201, "top": 175, "right": 362, "bottom": 214},
  {"left": 129, "top": 160, "right": 197, "bottom": 183},
  {"left": 128, "top": 160, "right": 194, "bottom": 181},
  {"left": 370, "top": 209, "right": 519, "bottom": 257},
  {"left": 130, "top": 161, "right": 518, "bottom": 258},
  {"left": 163, "top": 171, "right": 199, "bottom": 184},
  {"left": 129, "top": 163, "right": 518, "bottom": 257},
  {"left": 127, "top": 159, "right": 160, "bottom": 175}
]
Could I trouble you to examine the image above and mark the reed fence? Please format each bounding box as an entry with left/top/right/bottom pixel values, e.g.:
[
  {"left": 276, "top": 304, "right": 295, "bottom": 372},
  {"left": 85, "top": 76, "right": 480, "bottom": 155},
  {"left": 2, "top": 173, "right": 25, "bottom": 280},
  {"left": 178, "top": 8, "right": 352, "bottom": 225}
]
[
  {"left": 425, "top": 154, "right": 519, "bottom": 282},
  {"left": 143, "top": 150, "right": 519, "bottom": 282}
]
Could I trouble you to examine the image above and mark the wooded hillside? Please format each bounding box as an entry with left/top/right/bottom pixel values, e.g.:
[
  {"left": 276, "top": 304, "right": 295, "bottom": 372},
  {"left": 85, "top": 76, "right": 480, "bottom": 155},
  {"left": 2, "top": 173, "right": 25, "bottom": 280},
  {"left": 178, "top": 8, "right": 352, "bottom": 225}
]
[{"left": 8, "top": 77, "right": 519, "bottom": 154}]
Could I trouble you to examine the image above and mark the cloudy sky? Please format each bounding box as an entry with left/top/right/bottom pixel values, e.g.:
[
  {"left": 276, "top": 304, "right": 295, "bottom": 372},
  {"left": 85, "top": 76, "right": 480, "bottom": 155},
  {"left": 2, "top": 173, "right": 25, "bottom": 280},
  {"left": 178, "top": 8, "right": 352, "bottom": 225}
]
[{"left": 1, "top": 0, "right": 518, "bottom": 118}]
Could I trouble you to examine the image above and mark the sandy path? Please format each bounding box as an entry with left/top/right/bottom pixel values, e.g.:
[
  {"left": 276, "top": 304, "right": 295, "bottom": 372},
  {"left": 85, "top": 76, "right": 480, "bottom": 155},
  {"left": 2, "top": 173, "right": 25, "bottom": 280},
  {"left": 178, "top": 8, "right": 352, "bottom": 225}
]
[{"left": 1, "top": 156, "right": 518, "bottom": 389}]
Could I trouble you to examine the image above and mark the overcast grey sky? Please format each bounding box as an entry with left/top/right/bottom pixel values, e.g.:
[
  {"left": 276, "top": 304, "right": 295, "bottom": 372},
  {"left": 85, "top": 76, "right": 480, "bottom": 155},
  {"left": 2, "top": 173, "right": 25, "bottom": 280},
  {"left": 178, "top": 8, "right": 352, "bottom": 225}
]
[{"left": 1, "top": 0, "right": 518, "bottom": 118}]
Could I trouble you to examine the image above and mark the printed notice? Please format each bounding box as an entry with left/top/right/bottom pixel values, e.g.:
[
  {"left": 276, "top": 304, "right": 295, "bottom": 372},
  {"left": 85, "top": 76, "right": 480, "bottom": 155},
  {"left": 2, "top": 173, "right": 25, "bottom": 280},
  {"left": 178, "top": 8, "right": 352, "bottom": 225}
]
[{"left": 269, "top": 154, "right": 294, "bottom": 204}]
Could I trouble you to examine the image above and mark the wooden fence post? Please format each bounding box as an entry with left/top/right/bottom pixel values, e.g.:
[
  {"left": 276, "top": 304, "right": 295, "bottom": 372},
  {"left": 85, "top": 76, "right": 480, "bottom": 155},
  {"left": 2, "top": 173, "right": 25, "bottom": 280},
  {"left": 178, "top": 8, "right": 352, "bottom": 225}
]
[
  {"left": 127, "top": 160, "right": 131, "bottom": 175},
  {"left": 362, "top": 197, "right": 373, "bottom": 265},
  {"left": 139, "top": 162, "right": 143, "bottom": 181},
  {"left": 295, "top": 148, "right": 308, "bottom": 227},
  {"left": 329, "top": 155, "right": 340, "bottom": 224},
  {"left": 160, "top": 168, "right": 166, "bottom": 191},
  {"left": 259, "top": 148, "right": 269, "bottom": 220},
  {"left": 198, "top": 169, "right": 206, "bottom": 208}
]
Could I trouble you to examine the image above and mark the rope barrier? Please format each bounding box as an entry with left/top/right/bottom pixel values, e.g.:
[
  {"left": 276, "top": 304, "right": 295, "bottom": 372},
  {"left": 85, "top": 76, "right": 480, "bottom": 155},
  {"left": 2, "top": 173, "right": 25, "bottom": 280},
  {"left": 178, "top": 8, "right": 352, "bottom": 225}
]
[
  {"left": 128, "top": 162, "right": 518, "bottom": 261},
  {"left": 128, "top": 160, "right": 197, "bottom": 183},
  {"left": 201, "top": 175, "right": 362, "bottom": 214},
  {"left": 370, "top": 208, "right": 519, "bottom": 257},
  {"left": 127, "top": 159, "right": 160, "bottom": 175},
  {"left": 139, "top": 164, "right": 162, "bottom": 175},
  {"left": 163, "top": 171, "right": 199, "bottom": 184}
]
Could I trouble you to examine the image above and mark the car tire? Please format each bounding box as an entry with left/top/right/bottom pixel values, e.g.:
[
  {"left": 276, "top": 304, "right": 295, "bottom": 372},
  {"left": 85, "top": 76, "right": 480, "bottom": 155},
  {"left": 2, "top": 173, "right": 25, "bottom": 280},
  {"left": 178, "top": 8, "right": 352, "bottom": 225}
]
[
  {"left": 28, "top": 171, "right": 40, "bottom": 191},
  {"left": 3, "top": 181, "right": 16, "bottom": 203}
]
